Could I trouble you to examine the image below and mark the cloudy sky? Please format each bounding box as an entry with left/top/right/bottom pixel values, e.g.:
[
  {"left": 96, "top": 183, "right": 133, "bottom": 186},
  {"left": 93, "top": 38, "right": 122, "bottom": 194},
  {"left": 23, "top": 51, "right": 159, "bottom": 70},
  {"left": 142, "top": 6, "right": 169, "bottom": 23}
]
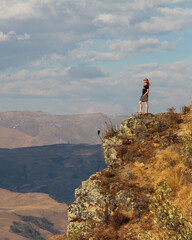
[{"left": 0, "top": 0, "right": 192, "bottom": 115}]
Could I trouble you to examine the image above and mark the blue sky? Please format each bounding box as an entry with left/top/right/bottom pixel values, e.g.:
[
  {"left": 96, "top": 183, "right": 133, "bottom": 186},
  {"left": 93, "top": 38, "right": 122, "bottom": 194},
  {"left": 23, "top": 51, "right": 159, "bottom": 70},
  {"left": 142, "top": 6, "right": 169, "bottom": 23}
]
[{"left": 0, "top": 0, "right": 192, "bottom": 115}]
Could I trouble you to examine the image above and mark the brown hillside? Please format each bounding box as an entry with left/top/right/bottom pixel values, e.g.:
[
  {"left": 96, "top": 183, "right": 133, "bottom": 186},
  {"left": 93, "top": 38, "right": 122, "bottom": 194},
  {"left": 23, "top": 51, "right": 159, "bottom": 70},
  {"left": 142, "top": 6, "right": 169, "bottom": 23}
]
[
  {"left": 0, "top": 188, "right": 68, "bottom": 240},
  {"left": 0, "top": 126, "right": 34, "bottom": 148}
]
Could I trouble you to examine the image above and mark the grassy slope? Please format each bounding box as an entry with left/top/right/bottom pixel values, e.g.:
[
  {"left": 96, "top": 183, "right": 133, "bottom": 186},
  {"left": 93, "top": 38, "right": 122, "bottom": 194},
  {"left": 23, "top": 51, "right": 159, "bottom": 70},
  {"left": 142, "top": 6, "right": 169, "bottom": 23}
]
[
  {"left": 100, "top": 111, "right": 192, "bottom": 239},
  {"left": 0, "top": 188, "right": 68, "bottom": 240},
  {"left": 66, "top": 109, "right": 192, "bottom": 239}
]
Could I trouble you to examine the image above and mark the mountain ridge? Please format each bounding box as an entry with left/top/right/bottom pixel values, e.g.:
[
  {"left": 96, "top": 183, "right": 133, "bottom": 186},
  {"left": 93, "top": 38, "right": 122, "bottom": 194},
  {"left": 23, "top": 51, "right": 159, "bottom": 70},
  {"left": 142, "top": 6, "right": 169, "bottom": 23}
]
[{"left": 0, "top": 111, "right": 128, "bottom": 148}]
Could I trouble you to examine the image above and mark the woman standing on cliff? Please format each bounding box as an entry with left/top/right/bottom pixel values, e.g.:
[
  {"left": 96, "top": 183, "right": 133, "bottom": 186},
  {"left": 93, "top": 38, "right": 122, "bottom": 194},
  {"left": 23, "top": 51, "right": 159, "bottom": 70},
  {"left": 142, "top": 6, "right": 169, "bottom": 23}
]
[{"left": 139, "top": 78, "right": 150, "bottom": 114}]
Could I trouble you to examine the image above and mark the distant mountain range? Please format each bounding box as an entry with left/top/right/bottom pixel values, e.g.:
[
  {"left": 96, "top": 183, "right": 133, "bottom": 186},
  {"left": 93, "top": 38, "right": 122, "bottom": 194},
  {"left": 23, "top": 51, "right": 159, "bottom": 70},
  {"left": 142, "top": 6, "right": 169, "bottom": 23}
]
[
  {"left": 0, "top": 143, "right": 105, "bottom": 203},
  {"left": 0, "top": 111, "right": 128, "bottom": 148}
]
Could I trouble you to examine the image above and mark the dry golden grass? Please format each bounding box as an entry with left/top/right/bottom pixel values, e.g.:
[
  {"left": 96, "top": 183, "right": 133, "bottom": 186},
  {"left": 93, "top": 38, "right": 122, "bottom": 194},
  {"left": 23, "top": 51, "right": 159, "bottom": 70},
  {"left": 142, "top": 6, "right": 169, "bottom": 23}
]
[
  {"left": 90, "top": 226, "right": 119, "bottom": 240},
  {"left": 123, "top": 145, "right": 191, "bottom": 238},
  {"left": 67, "top": 108, "right": 192, "bottom": 239},
  {"left": 110, "top": 141, "right": 191, "bottom": 238},
  {"left": 48, "top": 234, "right": 66, "bottom": 240},
  {"left": 132, "top": 162, "right": 147, "bottom": 179},
  {"left": 130, "top": 147, "right": 189, "bottom": 190},
  {"left": 174, "top": 184, "right": 192, "bottom": 211}
]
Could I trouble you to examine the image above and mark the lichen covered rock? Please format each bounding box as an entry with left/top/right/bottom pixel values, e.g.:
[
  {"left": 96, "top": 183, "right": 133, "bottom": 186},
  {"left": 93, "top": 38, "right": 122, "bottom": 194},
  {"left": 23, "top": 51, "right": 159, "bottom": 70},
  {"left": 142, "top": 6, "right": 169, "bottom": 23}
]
[
  {"left": 102, "top": 113, "right": 182, "bottom": 167},
  {"left": 103, "top": 136, "right": 122, "bottom": 167},
  {"left": 67, "top": 169, "right": 149, "bottom": 237},
  {"left": 67, "top": 112, "right": 188, "bottom": 239}
]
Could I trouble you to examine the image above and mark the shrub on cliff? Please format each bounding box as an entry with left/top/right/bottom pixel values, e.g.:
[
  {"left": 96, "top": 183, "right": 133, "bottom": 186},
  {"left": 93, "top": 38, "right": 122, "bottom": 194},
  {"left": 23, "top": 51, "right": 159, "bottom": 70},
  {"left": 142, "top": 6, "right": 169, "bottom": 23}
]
[
  {"left": 139, "top": 182, "right": 192, "bottom": 240},
  {"left": 67, "top": 104, "right": 192, "bottom": 240}
]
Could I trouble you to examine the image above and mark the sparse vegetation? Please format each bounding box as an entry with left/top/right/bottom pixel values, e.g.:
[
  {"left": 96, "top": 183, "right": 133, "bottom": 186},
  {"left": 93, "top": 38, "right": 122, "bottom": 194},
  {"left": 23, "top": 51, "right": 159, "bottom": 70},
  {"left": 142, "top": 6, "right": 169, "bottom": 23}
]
[
  {"left": 148, "top": 182, "right": 192, "bottom": 239},
  {"left": 16, "top": 214, "right": 60, "bottom": 235},
  {"left": 66, "top": 104, "right": 192, "bottom": 240},
  {"left": 104, "top": 125, "right": 119, "bottom": 139},
  {"left": 182, "top": 131, "right": 192, "bottom": 165},
  {"left": 66, "top": 228, "right": 85, "bottom": 240},
  {"left": 109, "top": 209, "right": 130, "bottom": 230},
  {"left": 11, "top": 214, "right": 61, "bottom": 240},
  {"left": 10, "top": 221, "right": 45, "bottom": 240},
  {"left": 100, "top": 168, "right": 116, "bottom": 178},
  {"left": 167, "top": 107, "right": 176, "bottom": 113},
  {"left": 103, "top": 119, "right": 120, "bottom": 139},
  {"left": 181, "top": 105, "right": 190, "bottom": 114},
  {"left": 138, "top": 232, "right": 157, "bottom": 240}
]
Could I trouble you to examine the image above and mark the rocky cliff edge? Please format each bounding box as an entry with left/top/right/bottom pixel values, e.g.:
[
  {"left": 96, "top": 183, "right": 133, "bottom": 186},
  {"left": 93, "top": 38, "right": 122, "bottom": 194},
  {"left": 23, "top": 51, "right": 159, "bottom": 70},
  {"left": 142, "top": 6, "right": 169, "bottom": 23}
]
[{"left": 64, "top": 109, "right": 192, "bottom": 239}]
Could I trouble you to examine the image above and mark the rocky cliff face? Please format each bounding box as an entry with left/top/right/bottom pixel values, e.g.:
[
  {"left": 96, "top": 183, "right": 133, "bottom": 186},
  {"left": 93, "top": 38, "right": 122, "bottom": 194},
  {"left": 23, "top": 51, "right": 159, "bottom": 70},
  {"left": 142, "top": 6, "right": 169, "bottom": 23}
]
[{"left": 66, "top": 111, "right": 192, "bottom": 239}]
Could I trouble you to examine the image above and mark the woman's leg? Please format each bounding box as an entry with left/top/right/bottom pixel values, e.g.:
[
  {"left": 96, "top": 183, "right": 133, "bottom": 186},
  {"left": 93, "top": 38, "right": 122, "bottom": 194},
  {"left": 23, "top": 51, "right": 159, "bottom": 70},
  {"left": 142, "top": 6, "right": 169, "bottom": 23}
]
[
  {"left": 139, "top": 100, "right": 142, "bottom": 113},
  {"left": 144, "top": 101, "right": 148, "bottom": 113}
]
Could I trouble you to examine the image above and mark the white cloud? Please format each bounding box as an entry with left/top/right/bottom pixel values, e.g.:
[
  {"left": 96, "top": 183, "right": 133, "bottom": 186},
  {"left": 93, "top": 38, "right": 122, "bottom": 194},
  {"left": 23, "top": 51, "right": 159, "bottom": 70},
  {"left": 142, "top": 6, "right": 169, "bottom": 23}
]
[
  {"left": 96, "top": 14, "right": 116, "bottom": 24},
  {"left": 107, "top": 38, "right": 174, "bottom": 54},
  {"left": 0, "top": 60, "right": 191, "bottom": 94},
  {"left": 0, "top": 31, "right": 10, "bottom": 42},
  {"left": 89, "top": 51, "right": 122, "bottom": 62},
  {"left": 95, "top": 13, "right": 131, "bottom": 27},
  {"left": 0, "top": 30, "right": 30, "bottom": 42},
  {"left": 0, "top": 60, "right": 191, "bottom": 114},
  {"left": 0, "top": 1, "right": 42, "bottom": 20},
  {"left": 93, "top": 2, "right": 192, "bottom": 36},
  {"left": 136, "top": 7, "right": 192, "bottom": 34},
  {"left": 49, "top": 49, "right": 121, "bottom": 63},
  {"left": 0, "top": 0, "right": 190, "bottom": 67},
  {"left": 0, "top": 0, "right": 191, "bottom": 114},
  {"left": 0, "top": 0, "right": 67, "bottom": 20},
  {"left": 1, "top": 0, "right": 191, "bottom": 37},
  {"left": 46, "top": 37, "right": 175, "bottom": 64},
  {"left": 122, "top": 61, "right": 192, "bottom": 93},
  {"left": 16, "top": 33, "right": 30, "bottom": 40}
]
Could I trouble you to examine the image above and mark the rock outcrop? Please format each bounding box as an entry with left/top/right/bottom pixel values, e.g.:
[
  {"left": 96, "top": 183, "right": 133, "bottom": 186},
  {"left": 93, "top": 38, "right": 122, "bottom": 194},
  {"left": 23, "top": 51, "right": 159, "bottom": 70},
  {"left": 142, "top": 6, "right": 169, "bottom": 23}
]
[{"left": 66, "top": 111, "right": 192, "bottom": 239}]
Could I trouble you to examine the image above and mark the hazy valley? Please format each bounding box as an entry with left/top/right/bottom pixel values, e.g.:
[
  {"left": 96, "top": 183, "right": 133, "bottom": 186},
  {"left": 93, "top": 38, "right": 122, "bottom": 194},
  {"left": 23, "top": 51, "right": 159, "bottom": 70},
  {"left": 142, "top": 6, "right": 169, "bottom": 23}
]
[
  {"left": 0, "top": 111, "right": 126, "bottom": 239},
  {"left": 0, "top": 142, "right": 106, "bottom": 239},
  {"left": 0, "top": 143, "right": 106, "bottom": 203}
]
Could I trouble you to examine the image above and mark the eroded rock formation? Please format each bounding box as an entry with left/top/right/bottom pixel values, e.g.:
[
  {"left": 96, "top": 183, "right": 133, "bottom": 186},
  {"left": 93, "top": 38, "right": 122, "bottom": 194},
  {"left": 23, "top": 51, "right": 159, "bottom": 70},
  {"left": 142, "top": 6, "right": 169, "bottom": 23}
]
[{"left": 66, "top": 111, "right": 192, "bottom": 239}]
